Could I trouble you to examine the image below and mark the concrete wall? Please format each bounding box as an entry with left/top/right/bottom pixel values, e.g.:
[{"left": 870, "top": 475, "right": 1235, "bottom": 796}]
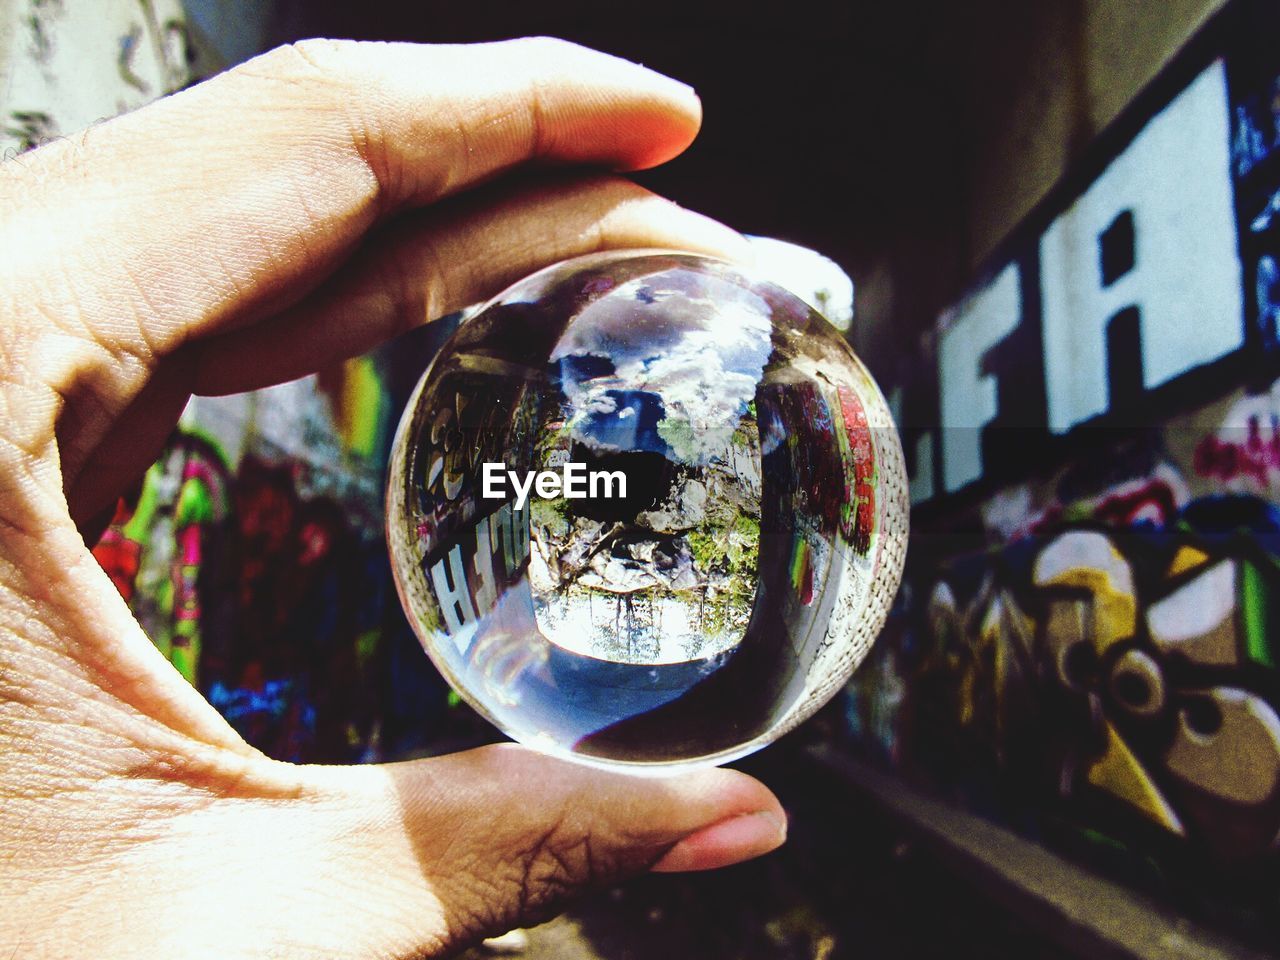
[{"left": 854, "top": 0, "right": 1228, "bottom": 362}]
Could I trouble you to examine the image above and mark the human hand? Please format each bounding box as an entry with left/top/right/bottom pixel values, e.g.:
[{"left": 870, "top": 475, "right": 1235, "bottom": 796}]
[{"left": 0, "top": 38, "right": 784, "bottom": 958}]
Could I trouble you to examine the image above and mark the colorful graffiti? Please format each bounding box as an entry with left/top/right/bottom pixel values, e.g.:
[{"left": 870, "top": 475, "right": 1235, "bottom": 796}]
[
  {"left": 847, "top": 1, "right": 1280, "bottom": 938},
  {"left": 90, "top": 338, "right": 479, "bottom": 763},
  {"left": 853, "top": 493, "right": 1280, "bottom": 861},
  {"left": 93, "top": 433, "right": 232, "bottom": 686},
  {"left": 92, "top": 432, "right": 383, "bottom": 762},
  {"left": 846, "top": 480, "right": 1280, "bottom": 960}
]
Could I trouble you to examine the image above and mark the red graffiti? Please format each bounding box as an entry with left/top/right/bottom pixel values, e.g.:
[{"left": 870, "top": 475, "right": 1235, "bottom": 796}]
[
  {"left": 1091, "top": 480, "right": 1181, "bottom": 527},
  {"left": 838, "top": 384, "right": 876, "bottom": 554},
  {"left": 1194, "top": 415, "right": 1280, "bottom": 486},
  {"left": 92, "top": 497, "right": 142, "bottom": 602}
]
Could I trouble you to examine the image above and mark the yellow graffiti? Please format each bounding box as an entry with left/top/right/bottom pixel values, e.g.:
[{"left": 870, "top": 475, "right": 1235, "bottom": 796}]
[
  {"left": 924, "top": 526, "right": 1280, "bottom": 855},
  {"left": 1167, "top": 544, "right": 1211, "bottom": 577},
  {"left": 334, "top": 356, "right": 386, "bottom": 458},
  {"left": 969, "top": 589, "right": 1035, "bottom": 745},
  {"left": 1088, "top": 720, "right": 1185, "bottom": 834},
  {"left": 1033, "top": 530, "right": 1136, "bottom": 652}
]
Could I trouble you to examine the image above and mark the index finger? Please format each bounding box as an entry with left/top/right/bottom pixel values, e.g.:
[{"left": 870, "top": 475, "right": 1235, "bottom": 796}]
[{"left": 1, "top": 37, "right": 704, "bottom": 359}]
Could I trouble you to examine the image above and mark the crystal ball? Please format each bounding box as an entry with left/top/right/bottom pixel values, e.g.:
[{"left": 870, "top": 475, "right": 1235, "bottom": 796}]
[{"left": 386, "top": 250, "right": 907, "bottom": 770}]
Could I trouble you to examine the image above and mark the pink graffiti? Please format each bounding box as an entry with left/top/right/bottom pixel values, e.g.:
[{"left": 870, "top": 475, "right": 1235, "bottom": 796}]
[{"left": 1194, "top": 415, "right": 1280, "bottom": 486}]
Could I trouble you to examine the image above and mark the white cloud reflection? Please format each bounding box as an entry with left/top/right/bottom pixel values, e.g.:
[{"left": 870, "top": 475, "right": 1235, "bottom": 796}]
[{"left": 551, "top": 274, "right": 773, "bottom": 465}]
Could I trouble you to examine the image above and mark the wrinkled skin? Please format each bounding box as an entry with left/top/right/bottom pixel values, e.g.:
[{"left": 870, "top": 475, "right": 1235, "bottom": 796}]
[{"left": 0, "top": 38, "right": 784, "bottom": 959}]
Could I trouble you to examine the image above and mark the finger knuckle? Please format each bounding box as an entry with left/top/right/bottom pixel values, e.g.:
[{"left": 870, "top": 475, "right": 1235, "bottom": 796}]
[{"left": 508, "top": 820, "right": 615, "bottom": 924}]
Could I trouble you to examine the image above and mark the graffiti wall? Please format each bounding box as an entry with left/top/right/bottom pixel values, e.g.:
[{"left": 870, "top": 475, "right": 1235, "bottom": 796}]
[
  {"left": 847, "top": 0, "right": 1280, "bottom": 938},
  {"left": 88, "top": 335, "right": 486, "bottom": 763},
  {"left": 0, "top": 0, "right": 196, "bottom": 158}
]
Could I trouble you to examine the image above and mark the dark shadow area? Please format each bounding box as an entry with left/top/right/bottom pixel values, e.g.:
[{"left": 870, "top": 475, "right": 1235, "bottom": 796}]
[{"left": 455, "top": 736, "right": 1077, "bottom": 960}]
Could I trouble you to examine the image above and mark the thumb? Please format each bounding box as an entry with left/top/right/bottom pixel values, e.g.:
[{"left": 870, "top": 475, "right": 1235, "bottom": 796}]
[{"left": 298, "top": 743, "right": 787, "bottom": 957}]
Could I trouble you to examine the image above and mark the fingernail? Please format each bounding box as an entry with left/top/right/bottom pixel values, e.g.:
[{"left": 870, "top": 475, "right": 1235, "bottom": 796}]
[{"left": 651, "top": 810, "right": 787, "bottom": 873}]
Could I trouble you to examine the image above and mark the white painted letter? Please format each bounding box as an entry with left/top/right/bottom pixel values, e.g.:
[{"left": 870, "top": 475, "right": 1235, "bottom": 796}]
[
  {"left": 429, "top": 545, "right": 476, "bottom": 636},
  {"left": 939, "top": 262, "right": 1021, "bottom": 493},
  {"left": 491, "top": 503, "right": 516, "bottom": 575},
  {"left": 1040, "top": 60, "right": 1243, "bottom": 434},
  {"left": 472, "top": 515, "right": 496, "bottom": 615}
]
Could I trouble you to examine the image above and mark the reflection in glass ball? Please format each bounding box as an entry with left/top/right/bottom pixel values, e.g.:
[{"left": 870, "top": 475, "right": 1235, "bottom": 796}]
[{"left": 387, "top": 251, "right": 907, "bottom": 770}]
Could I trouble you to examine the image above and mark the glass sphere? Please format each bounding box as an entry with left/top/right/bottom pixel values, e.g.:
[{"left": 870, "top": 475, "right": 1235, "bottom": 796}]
[{"left": 386, "top": 250, "right": 907, "bottom": 771}]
